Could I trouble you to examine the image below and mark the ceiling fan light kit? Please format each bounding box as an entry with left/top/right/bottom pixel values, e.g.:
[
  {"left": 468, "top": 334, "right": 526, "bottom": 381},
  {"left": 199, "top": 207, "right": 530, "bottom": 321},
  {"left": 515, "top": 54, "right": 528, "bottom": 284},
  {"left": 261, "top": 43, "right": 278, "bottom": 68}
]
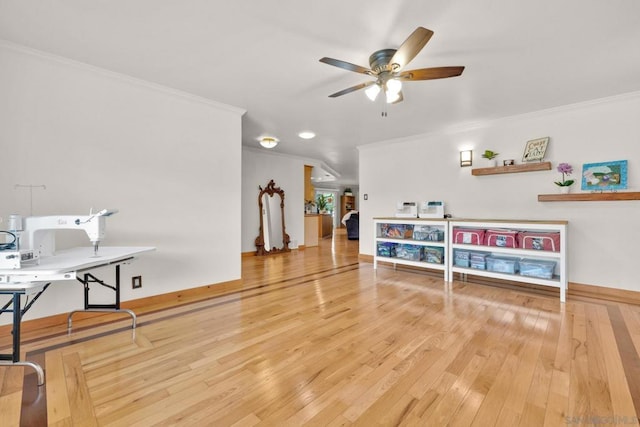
[
  {"left": 385, "top": 90, "right": 400, "bottom": 104},
  {"left": 320, "top": 27, "right": 464, "bottom": 106},
  {"left": 365, "top": 84, "right": 381, "bottom": 101},
  {"left": 365, "top": 77, "right": 403, "bottom": 103},
  {"left": 385, "top": 79, "right": 402, "bottom": 104},
  {"left": 386, "top": 78, "right": 402, "bottom": 94}
]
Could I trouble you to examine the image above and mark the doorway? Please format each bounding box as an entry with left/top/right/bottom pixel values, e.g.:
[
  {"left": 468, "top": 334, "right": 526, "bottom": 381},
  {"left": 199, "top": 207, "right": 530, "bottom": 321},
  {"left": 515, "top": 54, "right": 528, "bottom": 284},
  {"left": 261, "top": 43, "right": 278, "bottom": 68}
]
[{"left": 315, "top": 189, "right": 340, "bottom": 231}]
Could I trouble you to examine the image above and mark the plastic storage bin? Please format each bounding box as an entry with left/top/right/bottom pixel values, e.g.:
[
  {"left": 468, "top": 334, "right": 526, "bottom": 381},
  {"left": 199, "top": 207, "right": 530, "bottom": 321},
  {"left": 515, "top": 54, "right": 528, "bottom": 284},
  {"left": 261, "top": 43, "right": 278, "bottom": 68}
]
[
  {"left": 469, "top": 252, "right": 488, "bottom": 270},
  {"left": 377, "top": 242, "right": 397, "bottom": 258},
  {"left": 454, "top": 250, "right": 470, "bottom": 267},
  {"left": 413, "top": 225, "right": 444, "bottom": 242},
  {"left": 380, "top": 224, "right": 414, "bottom": 239},
  {"left": 395, "top": 244, "right": 423, "bottom": 261},
  {"left": 486, "top": 256, "right": 520, "bottom": 274},
  {"left": 520, "top": 258, "right": 556, "bottom": 279},
  {"left": 424, "top": 247, "right": 444, "bottom": 264}
]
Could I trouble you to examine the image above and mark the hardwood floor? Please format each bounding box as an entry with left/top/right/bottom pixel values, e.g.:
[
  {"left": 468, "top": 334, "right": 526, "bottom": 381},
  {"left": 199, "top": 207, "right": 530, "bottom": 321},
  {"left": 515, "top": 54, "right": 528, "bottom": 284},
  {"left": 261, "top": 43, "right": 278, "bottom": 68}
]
[{"left": 2, "top": 229, "right": 639, "bottom": 426}]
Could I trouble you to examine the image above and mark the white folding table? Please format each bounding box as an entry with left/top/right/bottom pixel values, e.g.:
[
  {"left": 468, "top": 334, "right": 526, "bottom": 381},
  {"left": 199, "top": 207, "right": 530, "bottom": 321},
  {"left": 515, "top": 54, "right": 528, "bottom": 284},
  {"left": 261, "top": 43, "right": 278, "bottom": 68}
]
[{"left": 0, "top": 246, "right": 155, "bottom": 385}]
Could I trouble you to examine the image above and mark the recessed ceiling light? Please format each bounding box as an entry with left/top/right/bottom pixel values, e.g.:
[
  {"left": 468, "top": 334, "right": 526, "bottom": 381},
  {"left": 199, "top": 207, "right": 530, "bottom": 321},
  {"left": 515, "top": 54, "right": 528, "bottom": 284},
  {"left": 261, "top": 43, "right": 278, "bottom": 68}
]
[{"left": 298, "top": 131, "right": 316, "bottom": 140}]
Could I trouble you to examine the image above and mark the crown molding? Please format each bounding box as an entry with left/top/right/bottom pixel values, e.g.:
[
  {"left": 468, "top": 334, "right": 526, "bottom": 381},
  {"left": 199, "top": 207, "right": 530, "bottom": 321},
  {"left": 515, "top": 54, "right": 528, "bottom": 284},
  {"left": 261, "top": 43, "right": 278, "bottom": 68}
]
[
  {"left": 359, "top": 90, "right": 640, "bottom": 151},
  {"left": 0, "top": 39, "right": 246, "bottom": 116}
]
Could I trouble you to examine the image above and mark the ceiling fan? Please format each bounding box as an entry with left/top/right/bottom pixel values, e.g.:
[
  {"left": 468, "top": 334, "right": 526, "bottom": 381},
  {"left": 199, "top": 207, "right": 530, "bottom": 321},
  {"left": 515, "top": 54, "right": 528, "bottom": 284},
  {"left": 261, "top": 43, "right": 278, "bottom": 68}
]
[{"left": 320, "top": 27, "right": 464, "bottom": 104}]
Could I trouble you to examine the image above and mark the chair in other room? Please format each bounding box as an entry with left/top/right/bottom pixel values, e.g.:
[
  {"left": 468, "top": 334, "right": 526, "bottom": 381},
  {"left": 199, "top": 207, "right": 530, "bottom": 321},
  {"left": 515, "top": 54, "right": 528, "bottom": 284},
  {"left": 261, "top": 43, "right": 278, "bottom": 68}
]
[{"left": 345, "top": 213, "right": 359, "bottom": 240}]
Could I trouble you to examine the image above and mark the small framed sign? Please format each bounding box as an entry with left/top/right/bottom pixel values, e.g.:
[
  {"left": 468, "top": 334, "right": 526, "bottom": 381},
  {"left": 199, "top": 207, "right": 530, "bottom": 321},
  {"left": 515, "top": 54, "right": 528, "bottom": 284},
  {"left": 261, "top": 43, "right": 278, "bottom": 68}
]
[{"left": 522, "top": 137, "right": 549, "bottom": 162}]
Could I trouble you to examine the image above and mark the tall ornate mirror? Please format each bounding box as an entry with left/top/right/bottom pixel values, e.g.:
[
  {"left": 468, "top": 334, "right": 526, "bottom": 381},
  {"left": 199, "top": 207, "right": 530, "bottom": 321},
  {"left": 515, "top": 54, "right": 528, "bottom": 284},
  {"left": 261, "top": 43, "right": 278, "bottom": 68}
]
[{"left": 255, "top": 180, "right": 290, "bottom": 256}]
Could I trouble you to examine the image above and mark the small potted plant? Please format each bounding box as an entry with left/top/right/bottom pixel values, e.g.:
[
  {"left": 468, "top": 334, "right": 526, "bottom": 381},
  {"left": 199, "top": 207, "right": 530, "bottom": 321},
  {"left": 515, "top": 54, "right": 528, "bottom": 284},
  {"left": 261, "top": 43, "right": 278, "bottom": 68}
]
[
  {"left": 481, "top": 150, "right": 499, "bottom": 167},
  {"left": 316, "top": 194, "right": 328, "bottom": 213},
  {"left": 344, "top": 187, "right": 353, "bottom": 196},
  {"left": 554, "top": 162, "right": 575, "bottom": 194}
]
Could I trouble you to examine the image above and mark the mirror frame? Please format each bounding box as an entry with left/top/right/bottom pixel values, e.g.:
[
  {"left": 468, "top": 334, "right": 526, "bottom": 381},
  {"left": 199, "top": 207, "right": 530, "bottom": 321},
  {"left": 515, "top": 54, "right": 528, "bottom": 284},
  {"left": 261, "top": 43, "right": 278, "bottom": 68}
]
[{"left": 255, "top": 179, "right": 291, "bottom": 256}]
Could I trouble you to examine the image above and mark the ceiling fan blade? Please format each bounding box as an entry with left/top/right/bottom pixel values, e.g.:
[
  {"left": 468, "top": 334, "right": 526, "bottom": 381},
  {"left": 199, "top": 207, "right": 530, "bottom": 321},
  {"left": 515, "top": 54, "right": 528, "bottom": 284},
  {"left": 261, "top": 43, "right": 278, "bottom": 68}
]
[
  {"left": 397, "top": 66, "right": 465, "bottom": 81},
  {"left": 328, "top": 81, "right": 375, "bottom": 98},
  {"left": 319, "top": 57, "right": 373, "bottom": 75},
  {"left": 389, "top": 27, "right": 434, "bottom": 71}
]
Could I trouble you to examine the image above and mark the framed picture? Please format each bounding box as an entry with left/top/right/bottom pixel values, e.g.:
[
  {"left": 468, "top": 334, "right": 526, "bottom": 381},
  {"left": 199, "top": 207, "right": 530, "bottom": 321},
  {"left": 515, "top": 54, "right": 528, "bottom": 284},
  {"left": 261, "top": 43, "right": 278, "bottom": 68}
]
[
  {"left": 581, "top": 160, "right": 628, "bottom": 191},
  {"left": 503, "top": 159, "right": 515, "bottom": 166},
  {"left": 522, "top": 137, "right": 549, "bottom": 162}
]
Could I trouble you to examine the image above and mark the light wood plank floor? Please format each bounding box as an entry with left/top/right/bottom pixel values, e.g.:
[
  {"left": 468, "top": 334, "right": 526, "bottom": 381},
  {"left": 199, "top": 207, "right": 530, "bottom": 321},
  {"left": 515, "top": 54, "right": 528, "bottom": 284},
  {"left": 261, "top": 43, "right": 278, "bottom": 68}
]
[{"left": 2, "top": 229, "right": 640, "bottom": 426}]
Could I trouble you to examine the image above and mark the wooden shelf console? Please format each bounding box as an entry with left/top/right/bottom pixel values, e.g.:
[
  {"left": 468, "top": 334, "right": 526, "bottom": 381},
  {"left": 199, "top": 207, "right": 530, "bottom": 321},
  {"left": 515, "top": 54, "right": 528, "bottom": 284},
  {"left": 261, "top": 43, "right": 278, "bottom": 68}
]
[
  {"left": 538, "top": 192, "right": 640, "bottom": 202},
  {"left": 472, "top": 161, "right": 551, "bottom": 176}
]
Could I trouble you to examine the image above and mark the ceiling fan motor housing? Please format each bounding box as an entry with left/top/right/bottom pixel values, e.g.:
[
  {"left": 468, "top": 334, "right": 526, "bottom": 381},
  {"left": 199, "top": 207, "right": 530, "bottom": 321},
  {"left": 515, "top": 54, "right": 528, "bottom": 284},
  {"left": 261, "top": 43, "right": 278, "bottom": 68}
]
[{"left": 369, "top": 49, "right": 398, "bottom": 74}]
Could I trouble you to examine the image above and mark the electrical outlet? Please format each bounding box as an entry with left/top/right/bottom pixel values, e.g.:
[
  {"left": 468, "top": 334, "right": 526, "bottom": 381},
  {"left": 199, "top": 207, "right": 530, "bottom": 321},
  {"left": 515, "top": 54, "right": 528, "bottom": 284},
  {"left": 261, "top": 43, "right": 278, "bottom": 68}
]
[{"left": 132, "top": 276, "right": 142, "bottom": 289}]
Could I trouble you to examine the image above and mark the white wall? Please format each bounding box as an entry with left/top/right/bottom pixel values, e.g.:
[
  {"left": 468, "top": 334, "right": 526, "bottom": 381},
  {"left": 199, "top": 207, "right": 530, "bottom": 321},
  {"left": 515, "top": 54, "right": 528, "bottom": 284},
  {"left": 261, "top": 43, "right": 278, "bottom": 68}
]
[
  {"left": 240, "top": 151, "right": 360, "bottom": 245},
  {"left": 241, "top": 148, "right": 304, "bottom": 252},
  {"left": 0, "top": 42, "right": 245, "bottom": 324},
  {"left": 359, "top": 92, "right": 640, "bottom": 292}
]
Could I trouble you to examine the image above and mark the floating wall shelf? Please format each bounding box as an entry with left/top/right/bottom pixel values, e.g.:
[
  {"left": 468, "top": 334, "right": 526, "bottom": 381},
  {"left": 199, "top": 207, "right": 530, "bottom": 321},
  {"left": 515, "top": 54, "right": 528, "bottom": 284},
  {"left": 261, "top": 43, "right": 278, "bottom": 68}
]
[
  {"left": 538, "top": 192, "right": 640, "bottom": 202},
  {"left": 472, "top": 161, "right": 551, "bottom": 176}
]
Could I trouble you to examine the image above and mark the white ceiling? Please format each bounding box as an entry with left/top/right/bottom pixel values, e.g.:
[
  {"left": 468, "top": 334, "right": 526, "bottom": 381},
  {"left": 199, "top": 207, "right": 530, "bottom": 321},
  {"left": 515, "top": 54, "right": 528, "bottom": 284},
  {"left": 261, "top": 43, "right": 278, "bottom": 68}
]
[{"left": 2, "top": 0, "right": 640, "bottom": 185}]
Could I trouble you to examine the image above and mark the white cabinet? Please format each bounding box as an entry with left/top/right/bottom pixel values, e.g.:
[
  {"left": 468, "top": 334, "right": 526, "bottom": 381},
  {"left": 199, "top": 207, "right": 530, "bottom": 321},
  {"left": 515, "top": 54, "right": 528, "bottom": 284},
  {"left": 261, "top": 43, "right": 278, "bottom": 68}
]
[
  {"left": 447, "top": 219, "right": 568, "bottom": 302},
  {"left": 373, "top": 218, "right": 449, "bottom": 278}
]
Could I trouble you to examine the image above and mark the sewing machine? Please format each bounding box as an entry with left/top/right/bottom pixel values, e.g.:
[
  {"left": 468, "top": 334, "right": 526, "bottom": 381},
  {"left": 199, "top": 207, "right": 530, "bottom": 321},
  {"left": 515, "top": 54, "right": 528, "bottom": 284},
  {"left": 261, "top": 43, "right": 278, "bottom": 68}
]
[
  {"left": 15, "top": 209, "right": 118, "bottom": 262},
  {"left": 418, "top": 201, "right": 445, "bottom": 218},
  {"left": 395, "top": 201, "right": 418, "bottom": 218},
  {"left": 0, "top": 208, "right": 156, "bottom": 387}
]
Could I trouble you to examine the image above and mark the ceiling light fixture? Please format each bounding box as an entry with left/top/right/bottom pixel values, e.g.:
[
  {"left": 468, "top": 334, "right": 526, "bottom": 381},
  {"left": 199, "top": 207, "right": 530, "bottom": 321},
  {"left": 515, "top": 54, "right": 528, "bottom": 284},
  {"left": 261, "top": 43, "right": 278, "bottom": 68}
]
[
  {"left": 259, "top": 136, "right": 279, "bottom": 149},
  {"left": 384, "top": 78, "right": 402, "bottom": 104},
  {"left": 386, "top": 78, "right": 402, "bottom": 94},
  {"left": 385, "top": 90, "right": 401, "bottom": 104},
  {"left": 298, "top": 131, "right": 316, "bottom": 139},
  {"left": 365, "top": 84, "right": 381, "bottom": 101},
  {"left": 365, "top": 78, "right": 403, "bottom": 104}
]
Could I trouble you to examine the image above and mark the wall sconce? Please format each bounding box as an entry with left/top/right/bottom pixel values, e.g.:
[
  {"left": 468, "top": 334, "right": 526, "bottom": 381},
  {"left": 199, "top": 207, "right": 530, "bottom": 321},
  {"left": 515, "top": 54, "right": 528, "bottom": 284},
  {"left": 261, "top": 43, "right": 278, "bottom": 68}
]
[{"left": 460, "top": 150, "right": 473, "bottom": 167}]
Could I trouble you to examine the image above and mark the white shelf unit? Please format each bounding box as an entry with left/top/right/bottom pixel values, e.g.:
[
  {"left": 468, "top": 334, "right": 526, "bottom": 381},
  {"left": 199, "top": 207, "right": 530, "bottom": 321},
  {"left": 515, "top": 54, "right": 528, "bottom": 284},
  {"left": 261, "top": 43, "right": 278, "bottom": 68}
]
[
  {"left": 373, "top": 218, "right": 449, "bottom": 278},
  {"left": 447, "top": 219, "right": 568, "bottom": 302}
]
